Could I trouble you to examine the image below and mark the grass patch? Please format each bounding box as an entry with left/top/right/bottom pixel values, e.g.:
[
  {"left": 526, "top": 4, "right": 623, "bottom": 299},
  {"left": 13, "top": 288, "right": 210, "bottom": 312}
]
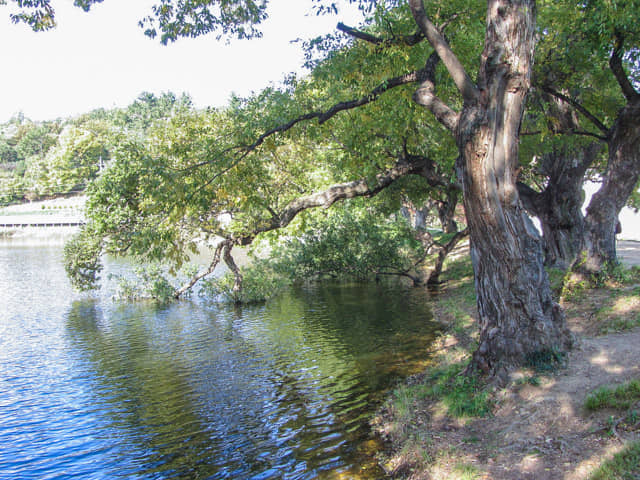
[
  {"left": 588, "top": 440, "right": 640, "bottom": 480},
  {"left": 547, "top": 266, "right": 570, "bottom": 300},
  {"left": 599, "top": 315, "right": 640, "bottom": 335},
  {"left": 441, "top": 255, "right": 474, "bottom": 283},
  {"left": 453, "top": 462, "right": 483, "bottom": 480},
  {"left": 514, "top": 375, "right": 542, "bottom": 387},
  {"left": 585, "top": 379, "right": 640, "bottom": 411},
  {"left": 392, "top": 362, "right": 492, "bottom": 421},
  {"left": 595, "top": 287, "right": 640, "bottom": 334}
]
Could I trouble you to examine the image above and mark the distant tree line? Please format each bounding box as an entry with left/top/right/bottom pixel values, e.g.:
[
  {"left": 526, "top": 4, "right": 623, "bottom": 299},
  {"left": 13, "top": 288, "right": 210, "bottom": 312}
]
[{"left": 0, "top": 92, "right": 193, "bottom": 205}]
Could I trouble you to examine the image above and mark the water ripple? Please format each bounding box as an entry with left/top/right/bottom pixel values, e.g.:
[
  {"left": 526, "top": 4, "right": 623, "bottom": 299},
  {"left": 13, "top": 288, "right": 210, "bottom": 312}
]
[{"left": 0, "top": 247, "right": 438, "bottom": 479}]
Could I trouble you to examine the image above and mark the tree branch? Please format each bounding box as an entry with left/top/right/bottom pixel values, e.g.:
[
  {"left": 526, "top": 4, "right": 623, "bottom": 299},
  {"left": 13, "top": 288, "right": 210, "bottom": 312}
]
[
  {"left": 236, "top": 154, "right": 445, "bottom": 245},
  {"left": 408, "top": 0, "right": 479, "bottom": 103},
  {"left": 337, "top": 22, "right": 424, "bottom": 46},
  {"left": 521, "top": 129, "right": 607, "bottom": 141},
  {"left": 426, "top": 227, "right": 469, "bottom": 285},
  {"left": 610, "top": 34, "right": 640, "bottom": 102},
  {"left": 412, "top": 52, "right": 460, "bottom": 131},
  {"left": 542, "top": 86, "right": 610, "bottom": 135},
  {"left": 237, "top": 69, "right": 430, "bottom": 161},
  {"left": 174, "top": 240, "right": 226, "bottom": 298},
  {"left": 516, "top": 181, "right": 543, "bottom": 216}
]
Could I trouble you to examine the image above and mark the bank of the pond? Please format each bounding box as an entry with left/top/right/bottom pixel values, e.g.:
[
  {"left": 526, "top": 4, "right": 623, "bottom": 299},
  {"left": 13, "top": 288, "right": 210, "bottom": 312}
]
[
  {"left": 0, "top": 196, "right": 85, "bottom": 243},
  {"left": 375, "top": 252, "right": 640, "bottom": 480}
]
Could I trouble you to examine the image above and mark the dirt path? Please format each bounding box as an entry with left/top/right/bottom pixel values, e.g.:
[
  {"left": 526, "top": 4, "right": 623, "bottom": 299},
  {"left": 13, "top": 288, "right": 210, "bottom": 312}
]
[
  {"left": 460, "top": 331, "right": 640, "bottom": 480},
  {"left": 454, "top": 252, "right": 640, "bottom": 479},
  {"left": 383, "top": 249, "right": 640, "bottom": 480}
]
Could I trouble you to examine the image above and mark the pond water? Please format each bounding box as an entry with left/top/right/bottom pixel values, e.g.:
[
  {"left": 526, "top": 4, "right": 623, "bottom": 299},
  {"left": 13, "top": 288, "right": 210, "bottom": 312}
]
[{"left": 0, "top": 245, "right": 438, "bottom": 479}]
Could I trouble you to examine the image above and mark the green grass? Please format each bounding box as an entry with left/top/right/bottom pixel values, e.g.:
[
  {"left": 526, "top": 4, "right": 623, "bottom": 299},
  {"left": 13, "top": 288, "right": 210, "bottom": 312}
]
[
  {"left": 599, "top": 315, "right": 640, "bottom": 335},
  {"left": 585, "top": 379, "right": 640, "bottom": 411},
  {"left": 442, "top": 255, "right": 474, "bottom": 283},
  {"left": 452, "top": 462, "right": 483, "bottom": 479},
  {"left": 588, "top": 440, "right": 640, "bottom": 480},
  {"left": 392, "top": 362, "right": 492, "bottom": 421}
]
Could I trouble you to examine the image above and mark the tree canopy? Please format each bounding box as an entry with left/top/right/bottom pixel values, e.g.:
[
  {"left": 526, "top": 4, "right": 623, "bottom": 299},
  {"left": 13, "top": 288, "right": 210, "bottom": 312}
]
[{"left": 7, "top": 0, "right": 639, "bottom": 378}]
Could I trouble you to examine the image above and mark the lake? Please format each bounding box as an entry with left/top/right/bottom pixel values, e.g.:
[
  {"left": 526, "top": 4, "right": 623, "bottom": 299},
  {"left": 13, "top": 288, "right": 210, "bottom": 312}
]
[{"left": 0, "top": 244, "right": 438, "bottom": 479}]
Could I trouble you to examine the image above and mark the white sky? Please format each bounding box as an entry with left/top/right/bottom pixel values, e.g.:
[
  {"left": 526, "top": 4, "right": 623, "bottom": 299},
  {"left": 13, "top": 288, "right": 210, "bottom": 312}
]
[{"left": 0, "top": 0, "right": 364, "bottom": 123}]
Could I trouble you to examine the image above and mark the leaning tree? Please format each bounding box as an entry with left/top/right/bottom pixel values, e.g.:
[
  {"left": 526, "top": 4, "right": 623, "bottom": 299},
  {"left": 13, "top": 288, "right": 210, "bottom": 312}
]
[{"left": 9, "top": 0, "right": 588, "bottom": 377}]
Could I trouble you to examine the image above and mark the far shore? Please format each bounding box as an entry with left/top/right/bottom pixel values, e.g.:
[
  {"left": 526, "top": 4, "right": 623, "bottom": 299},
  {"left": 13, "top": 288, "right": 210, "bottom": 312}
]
[{"left": 0, "top": 196, "right": 85, "bottom": 244}]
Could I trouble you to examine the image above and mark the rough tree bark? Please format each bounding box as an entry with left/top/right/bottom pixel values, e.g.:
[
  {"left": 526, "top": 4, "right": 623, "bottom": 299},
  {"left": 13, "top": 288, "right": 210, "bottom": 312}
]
[
  {"left": 524, "top": 89, "right": 601, "bottom": 270},
  {"left": 410, "top": 0, "right": 572, "bottom": 377},
  {"left": 518, "top": 142, "right": 600, "bottom": 271},
  {"left": 583, "top": 100, "right": 640, "bottom": 271},
  {"left": 582, "top": 74, "right": 640, "bottom": 272},
  {"left": 543, "top": 38, "right": 640, "bottom": 274}
]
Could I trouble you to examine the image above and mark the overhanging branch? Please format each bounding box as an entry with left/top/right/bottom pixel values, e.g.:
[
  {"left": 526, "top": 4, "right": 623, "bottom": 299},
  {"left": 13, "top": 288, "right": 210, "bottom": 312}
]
[
  {"left": 337, "top": 22, "right": 424, "bottom": 46},
  {"left": 174, "top": 240, "right": 226, "bottom": 298},
  {"left": 542, "top": 86, "right": 610, "bottom": 136},
  {"left": 236, "top": 154, "right": 447, "bottom": 245},
  {"left": 408, "top": 0, "right": 479, "bottom": 103},
  {"left": 610, "top": 34, "right": 640, "bottom": 102},
  {"left": 242, "top": 68, "right": 429, "bottom": 158}
]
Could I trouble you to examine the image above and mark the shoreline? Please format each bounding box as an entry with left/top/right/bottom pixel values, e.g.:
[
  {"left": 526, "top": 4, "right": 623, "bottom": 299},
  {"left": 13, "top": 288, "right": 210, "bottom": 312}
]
[
  {"left": 0, "top": 226, "right": 79, "bottom": 245},
  {"left": 375, "top": 251, "right": 640, "bottom": 480},
  {"left": 0, "top": 196, "right": 85, "bottom": 244}
]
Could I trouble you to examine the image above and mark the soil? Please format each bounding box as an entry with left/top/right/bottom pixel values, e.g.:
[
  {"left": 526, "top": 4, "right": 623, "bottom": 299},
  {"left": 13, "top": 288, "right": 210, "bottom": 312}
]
[{"left": 378, "top": 242, "right": 640, "bottom": 480}]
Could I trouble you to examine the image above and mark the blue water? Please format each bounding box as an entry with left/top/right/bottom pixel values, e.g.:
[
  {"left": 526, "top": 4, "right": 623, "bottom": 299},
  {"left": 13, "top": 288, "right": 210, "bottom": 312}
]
[{"left": 0, "top": 245, "right": 437, "bottom": 479}]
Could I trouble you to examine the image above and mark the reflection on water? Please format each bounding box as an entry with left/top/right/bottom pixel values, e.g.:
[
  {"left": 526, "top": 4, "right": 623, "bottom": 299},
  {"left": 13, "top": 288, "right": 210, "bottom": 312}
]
[{"left": 0, "top": 246, "right": 438, "bottom": 479}]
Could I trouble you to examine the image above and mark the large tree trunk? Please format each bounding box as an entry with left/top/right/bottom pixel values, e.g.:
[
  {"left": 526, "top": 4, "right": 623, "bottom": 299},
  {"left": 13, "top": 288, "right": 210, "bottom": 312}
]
[
  {"left": 457, "top": 0, "right": 572, "bottom": 376},
  {"left": 582, "top": 100, "right": 640, "bottom": 272},
  {"left": 409, "top": 0, "right": 572, "bottom": 377},
  {"left": 519, "top": 143, "right": 599, "bottom": 271},
  {"left": 527, "top": 90, "right": 600, "bottom": 270}
]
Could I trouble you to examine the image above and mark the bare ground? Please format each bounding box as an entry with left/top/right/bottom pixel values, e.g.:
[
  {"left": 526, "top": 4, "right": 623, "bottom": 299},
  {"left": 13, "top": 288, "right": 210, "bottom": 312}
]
[{"left": 377, "top": 245, "right": 640, "bottom": 480}]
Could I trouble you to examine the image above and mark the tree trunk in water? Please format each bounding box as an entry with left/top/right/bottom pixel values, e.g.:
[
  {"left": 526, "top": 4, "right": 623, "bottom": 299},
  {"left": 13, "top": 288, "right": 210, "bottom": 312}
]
[
  {"left": 458, "top": 0, "right": 572, "bottom": 376},
  {"left": 222, "top": 242, "right": 243, "bottom": 302},
  {"left": 582, "top": 100, "right": 640, "bottom": 272},
  {"left": 426, "top": 228, "right": 468, "bottom": 285}
]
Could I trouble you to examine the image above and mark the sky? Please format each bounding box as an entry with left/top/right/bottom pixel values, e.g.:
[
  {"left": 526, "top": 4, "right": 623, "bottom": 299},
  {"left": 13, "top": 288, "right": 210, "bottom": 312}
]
[{"left": 0, "top": 0, "right": 364, "bottom": 123}]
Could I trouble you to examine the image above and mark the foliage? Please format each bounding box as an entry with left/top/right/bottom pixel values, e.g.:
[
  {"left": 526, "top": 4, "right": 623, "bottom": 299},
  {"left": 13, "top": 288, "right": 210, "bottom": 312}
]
[
  {"left": 392, "top": 362, "right": 492, "bottom": 420},
  {"left": 546, "top": 266, "right": 570, "bottom": 300},
  {"left": 6, "top": 0, "right": 376, "bottom": 42},
  {"left": 585, "top": 379, "right": 640, "bottom": 411},
  {"left": 266, "top": 200, "right": 424, "bottom": 282},
  {"left": 111, "top": 263, "right": 176, "bottom": 303},
  {"left": 200, "top": 260, "right": 290, "bottom": 304},
  {"left": 63, "top": 228, "right": 103, "bottom": 291},
  {"left": 0, "top": 92, "right": 194, "bottom": 205},
  {"left": 588, "top": 440, "right": 640, "bottom": 480},
  {"left": 590, "top": 262, "right": 640, "bottom": 288}
]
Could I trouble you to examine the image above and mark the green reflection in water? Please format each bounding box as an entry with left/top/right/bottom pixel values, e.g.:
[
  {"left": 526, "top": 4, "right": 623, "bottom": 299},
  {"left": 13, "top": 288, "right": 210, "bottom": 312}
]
[{"left": 65, "top": 281, "right": 438, "bottom": 479}]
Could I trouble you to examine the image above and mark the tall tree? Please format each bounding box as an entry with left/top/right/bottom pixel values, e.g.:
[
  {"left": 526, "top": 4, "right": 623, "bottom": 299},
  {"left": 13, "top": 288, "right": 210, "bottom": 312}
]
[
  {"left": 14, "top": 0, "right": 579, "bottom": 376},
  {"left": 533, "top": 0, "right": 640, "bottom": 273},
  {"left": 517, "top": 89, "right": 604, "bottom": 271},
  {"left": 405, "top": 0, "right": 572, "bottom": 375}
]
